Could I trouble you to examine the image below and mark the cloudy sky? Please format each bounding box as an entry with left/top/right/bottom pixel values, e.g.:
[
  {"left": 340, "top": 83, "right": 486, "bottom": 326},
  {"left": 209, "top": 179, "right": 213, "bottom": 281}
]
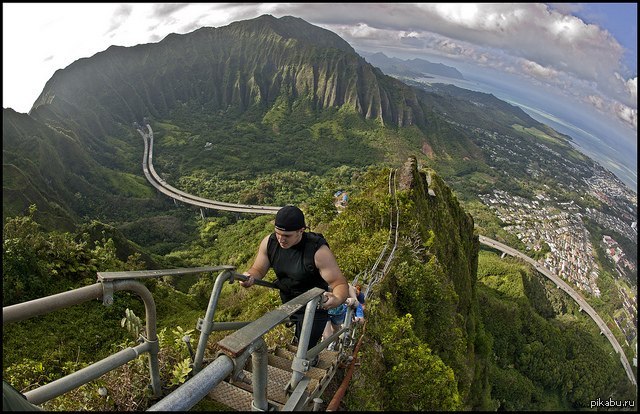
[{"left": 2, "top": 3, "right": 637, "bottom": 187}]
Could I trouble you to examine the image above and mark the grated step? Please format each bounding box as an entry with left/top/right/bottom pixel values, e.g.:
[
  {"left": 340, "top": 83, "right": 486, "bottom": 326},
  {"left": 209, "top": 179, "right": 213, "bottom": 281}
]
[
  {"left": 208, "top": 345, "right": 342, "bottom": 410},
  {"left": 208, "top": 379, "right": 285, "bottom": 411},
  {"left": 244, "top": 360, "right": 321, "bottom": 398},
  {"left": 268, "top": 353, "right": 327, "bottom": 380},
  {"left": 208, "top": 380, "right": 253, "bottom": 411},
  {"left": 233, "top": 369, "right": 288, "bottom": 405},
  {"left": 284, "top": 344, "right": 339, "bottom": 370}
]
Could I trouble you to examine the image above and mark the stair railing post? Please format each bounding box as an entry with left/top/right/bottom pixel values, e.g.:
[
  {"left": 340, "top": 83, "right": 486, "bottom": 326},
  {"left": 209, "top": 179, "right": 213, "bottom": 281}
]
[
  {"left": 287, "top": 295, "right": 322, "bottom": 393},
  {"left": 193, "top": 267, "right": 235, "bottom": 373},
  {"left": 250, "top": 338, "right": 269, "bottom": 411},
  {"left": 340, "top": 305, "right": 355, "bottom": 350}
]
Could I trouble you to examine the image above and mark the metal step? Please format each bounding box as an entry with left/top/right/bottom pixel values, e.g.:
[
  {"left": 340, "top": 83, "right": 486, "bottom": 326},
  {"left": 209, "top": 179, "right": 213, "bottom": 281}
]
[
  {"left": 268, "top": 350, "right": 340, "bottom": 402},
  {"left": 268, "top": 353, "right": 327, "bottom": 380},
  {"left": 233, "top": 368, "right": 289, "bottom": 405},
  {"left": 208, "top": 345, "right": 340, "bottom": 410},
  {"left": 209, "top": 377, "right": 286, "bottom": 411},
  {"left": 208, "top": 380, "right": 253, "bottom": 411},
  {"left": 284, "top": 344, "right": 340, "bottom": 370}
]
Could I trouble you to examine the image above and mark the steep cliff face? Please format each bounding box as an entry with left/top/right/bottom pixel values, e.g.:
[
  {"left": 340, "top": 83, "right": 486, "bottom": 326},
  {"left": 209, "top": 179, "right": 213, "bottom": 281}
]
[
  {"left": 30, "top": 14, "right": 428, "bottom": 140},
  {"left": 345, "top": 157, "right": 490, "bottom": 410},
  {"left": 2, "top": 108, "right": 159, "bottom": 229},
  {"left": 3, "top": 108, "right": 84, "bottom": 229}
]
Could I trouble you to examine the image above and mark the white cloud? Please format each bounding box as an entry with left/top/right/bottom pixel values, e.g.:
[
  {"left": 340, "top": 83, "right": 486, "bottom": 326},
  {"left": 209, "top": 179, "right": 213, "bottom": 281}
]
[
  {"left": 342, "top": 23, "right": 383, "bottom": 41},
  {"left": 585, "top": 95, "right": 605, "bottom": 110},
  {"left": 520, "top": 60, "right": 559, "bottom": 79},
  {"left": 104, "top": 4, "right": 133, "bottom": 36},
  {"left": 613, "top": 103, "right": 637, "bottom": 129},
  {"left": 614, "top": 74, "right": 637, "bottom": 107},
  {"left": 627, "top": 77, "right": 637, "bottom": 105},
  {"left": 281, "top": 3, "right": 635, "bottom": 131},
  {"left": 582, "top": 94, "right": 637, "bottom": 130}
]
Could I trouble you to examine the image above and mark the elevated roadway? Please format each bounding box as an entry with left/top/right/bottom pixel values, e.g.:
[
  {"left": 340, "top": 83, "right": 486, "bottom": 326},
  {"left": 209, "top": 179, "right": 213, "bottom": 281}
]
[
  {"left": 479, "top": 235, "right": 636, "bottom": 386},
  {"left": 137, "top": 124, "right": 281, "bottom": 215}
]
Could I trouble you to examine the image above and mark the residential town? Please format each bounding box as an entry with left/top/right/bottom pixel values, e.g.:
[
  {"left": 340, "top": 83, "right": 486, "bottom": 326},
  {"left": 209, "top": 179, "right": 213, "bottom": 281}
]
[
  {"left": 479, "top": 189, "right": 601, "bottom": 296},
  {"left": 435, "top": 107, "right": 638, "bottom": 368},
  {"left": 479, "top": 187, "right": 637, "bottom": 352},
  {"left": 601, "top": 235, "right": 637, "bottom": 280}
]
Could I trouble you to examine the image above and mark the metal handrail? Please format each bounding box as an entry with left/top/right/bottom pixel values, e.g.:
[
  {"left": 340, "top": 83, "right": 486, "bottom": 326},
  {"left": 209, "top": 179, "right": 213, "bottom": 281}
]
[
  {"left": 368, "top": 169, "right": 396, "bottom": 277},
  {"left": 3, "top": 266, "right": 355, "bottom": 410},
  {"left": 3, "top": 280, "right": 162, "bottom": 404},
  {"left": 191, "top": 269, "right": 279, "bottom": 372},
  {"left": 149, "top": 287, "right": 327, "bottom": 411},
  {"left": 147, "top": 353, "right": 234, "bottom": 411}
]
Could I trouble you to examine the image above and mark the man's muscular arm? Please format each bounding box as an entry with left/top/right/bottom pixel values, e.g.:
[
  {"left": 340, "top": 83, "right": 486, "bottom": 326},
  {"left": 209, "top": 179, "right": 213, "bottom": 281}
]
[
  {"left": 240, "top": 235, "right": 270, "bottom": 288},
  {"left": 314, "top": 245, "right": 348, "bottom": 309}
]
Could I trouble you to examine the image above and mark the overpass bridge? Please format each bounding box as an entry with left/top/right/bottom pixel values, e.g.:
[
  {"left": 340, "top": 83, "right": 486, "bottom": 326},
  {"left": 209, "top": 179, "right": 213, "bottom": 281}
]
[{"left": 137, "top": 123, "right": 281, "bottom": 215}]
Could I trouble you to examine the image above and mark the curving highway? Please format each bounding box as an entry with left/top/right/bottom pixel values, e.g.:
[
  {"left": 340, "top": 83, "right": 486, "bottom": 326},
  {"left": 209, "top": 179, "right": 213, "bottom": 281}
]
[
  {"left": 137, "top": 124, "right": 282, "bottom": 215},
  {"left": 479, "top": 235, "right": 636, "bottom": 386}
]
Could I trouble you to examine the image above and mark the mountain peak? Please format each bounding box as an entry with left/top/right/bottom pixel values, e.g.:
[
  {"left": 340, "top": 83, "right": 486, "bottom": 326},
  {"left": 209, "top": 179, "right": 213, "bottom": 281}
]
[{"left": 227, "top": 14, "right": 355, "bottom": 53}]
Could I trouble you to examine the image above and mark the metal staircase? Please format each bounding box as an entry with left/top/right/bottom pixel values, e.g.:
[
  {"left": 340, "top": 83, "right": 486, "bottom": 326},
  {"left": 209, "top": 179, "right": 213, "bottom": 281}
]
[{"left": 208, "top": 343, "right": 339, "bottom": 411}]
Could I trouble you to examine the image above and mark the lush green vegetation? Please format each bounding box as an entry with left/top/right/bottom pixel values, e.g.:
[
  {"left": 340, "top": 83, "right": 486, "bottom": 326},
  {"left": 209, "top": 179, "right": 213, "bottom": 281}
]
[
  {"left": 148, "top": 99, "right": 429, "bottom": 200},
  {"left": 477, "top": 250, "right": 636, "bottom": 409},
  {"left": 4, "top": 160, "right": 636, "bottom": 411},
  {"left": 344, "top": 161, "right": 494, "bottom": 410},
  {"left": 2, "top": 206, "right": 272, "bottom": 410}
]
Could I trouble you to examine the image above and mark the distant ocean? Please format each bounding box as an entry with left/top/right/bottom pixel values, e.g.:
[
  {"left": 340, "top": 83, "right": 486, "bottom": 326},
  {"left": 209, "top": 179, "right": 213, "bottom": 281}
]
[
  {"left": 501, "top": 101, "right": 637, "bottom": 194},
  {"left": 415, "top": 75, "right": 637, "bottom": 194}
]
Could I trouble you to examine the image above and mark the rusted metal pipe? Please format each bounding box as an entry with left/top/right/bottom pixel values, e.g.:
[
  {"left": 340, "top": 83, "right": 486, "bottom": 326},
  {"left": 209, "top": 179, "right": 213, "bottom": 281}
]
[{"left": 326, "top": 321, "right": 367, "bottom": 411}]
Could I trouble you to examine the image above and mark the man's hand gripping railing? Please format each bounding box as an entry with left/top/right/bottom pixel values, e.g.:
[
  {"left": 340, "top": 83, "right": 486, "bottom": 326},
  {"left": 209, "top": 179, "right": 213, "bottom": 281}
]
[{"left": 192, "top": 269, "right": 280, "bottom": 373}]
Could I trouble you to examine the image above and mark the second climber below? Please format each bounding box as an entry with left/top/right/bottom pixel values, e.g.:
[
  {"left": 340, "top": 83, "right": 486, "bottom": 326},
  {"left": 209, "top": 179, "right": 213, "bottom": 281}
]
[{"left": 240, "top": 205, "right": 349, "bottom": 352}]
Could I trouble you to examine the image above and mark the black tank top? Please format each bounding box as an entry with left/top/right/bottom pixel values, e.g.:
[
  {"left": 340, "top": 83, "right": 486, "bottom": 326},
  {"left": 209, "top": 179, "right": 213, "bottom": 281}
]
[{"left": 267, "top": 232, "right": 329, "bottom": 302}]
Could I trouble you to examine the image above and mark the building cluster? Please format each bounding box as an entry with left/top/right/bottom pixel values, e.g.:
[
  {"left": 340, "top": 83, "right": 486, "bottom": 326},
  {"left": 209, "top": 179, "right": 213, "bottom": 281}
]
[
  {"left": 602, "top": 235, "right": 636, "bottom": 276},
  {"left": 479, "top": 189, "right": 601, "bottom": 297},
  {"left": 614, "top": 285, "right": 637, "bottom": 346},
  {"left": 586, "top": 207, "right": 637, "bottom": 243},
  {"left": 584, "top": 170, "right": 637, "bottom": 208},
  {"left": 583, "top": 172, "right": 637, "bottom": 243}
]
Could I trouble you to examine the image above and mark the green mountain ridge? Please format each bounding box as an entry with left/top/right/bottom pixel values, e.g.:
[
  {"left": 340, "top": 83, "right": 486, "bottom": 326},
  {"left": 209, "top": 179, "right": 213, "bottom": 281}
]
[
  {"left": 30, "top": 14, "right": 429, "bottom": 141},
  {"left": 6, "top": 14, "right": 560, "bottom": 230}
]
